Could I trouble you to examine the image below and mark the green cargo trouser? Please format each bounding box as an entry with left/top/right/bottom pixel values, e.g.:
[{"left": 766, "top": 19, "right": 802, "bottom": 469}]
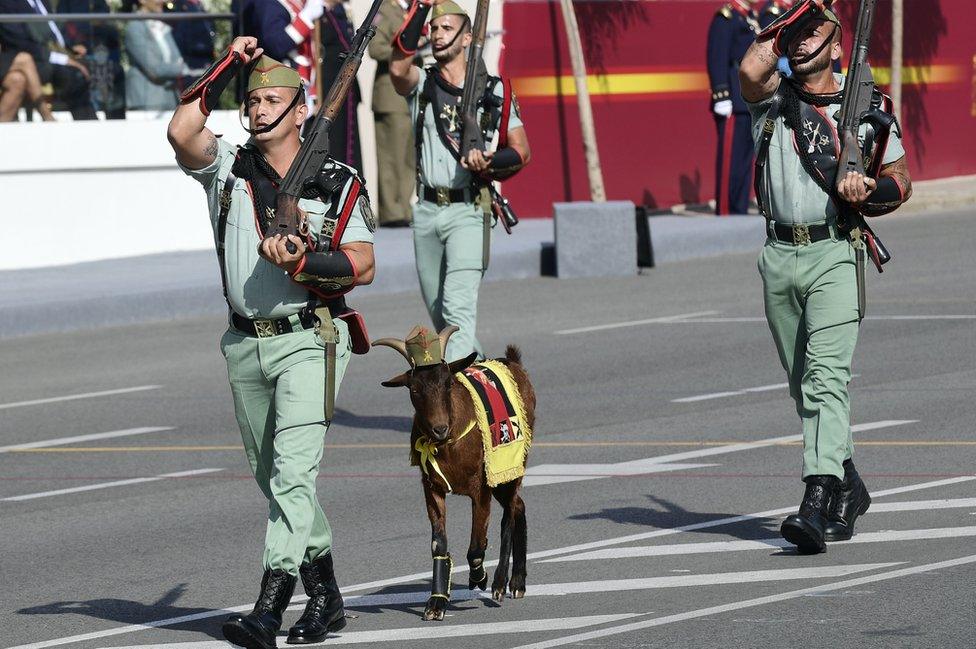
[
  {"left": 220, "top": 317, "right": 351, "bottom": 575},
  {"left": 412, "top": 198, "right": 490, "bottom": 362},
  {"left": 374, "top": 110, "right": 415, "bottom": 224},
  {"left": 759, "top": 233, "right": 860, "bottom": 480}
]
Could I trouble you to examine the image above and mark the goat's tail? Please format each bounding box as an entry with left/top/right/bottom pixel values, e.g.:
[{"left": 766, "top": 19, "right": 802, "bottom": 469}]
[{"left": 504, "top": 345, "right": 522, "bottom": 365}]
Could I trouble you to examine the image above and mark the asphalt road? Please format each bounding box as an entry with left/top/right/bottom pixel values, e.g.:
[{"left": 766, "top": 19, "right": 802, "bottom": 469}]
[{"left": 1, "top": 208, "right": 974, "bottom": 649}]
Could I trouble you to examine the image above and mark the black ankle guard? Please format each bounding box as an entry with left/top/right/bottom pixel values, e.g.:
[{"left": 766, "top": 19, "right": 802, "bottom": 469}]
[
  {"left": 394, "top": 0, "right": 432, "bottom": 56},
  {"left": 180, "top": 48, "right": 244, "bottom": 116},
  {"left": 431, "top": 554, "right": 453, "bottom": 599}
]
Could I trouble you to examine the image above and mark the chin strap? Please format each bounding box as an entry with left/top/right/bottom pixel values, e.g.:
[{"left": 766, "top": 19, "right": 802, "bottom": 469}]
[
  {"left": 238, "top": 86, "right": 305, "bottom": 135},
  {"left": 179, "top": 48, "right": 244, "bottom": 116}
]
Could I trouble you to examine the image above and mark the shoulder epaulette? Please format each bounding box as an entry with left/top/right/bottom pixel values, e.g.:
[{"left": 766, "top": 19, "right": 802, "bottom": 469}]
[
  {"left": 718, "top": 5, "right": 733, "bottom": 19},
  {"left": 767, "top": 6, "right": 782, "bottom": 16}
]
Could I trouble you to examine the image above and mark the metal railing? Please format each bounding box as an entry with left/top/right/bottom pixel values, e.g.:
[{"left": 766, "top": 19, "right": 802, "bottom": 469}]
[{"left": 0, "top": 12, "right": 234, "bottom": 23}]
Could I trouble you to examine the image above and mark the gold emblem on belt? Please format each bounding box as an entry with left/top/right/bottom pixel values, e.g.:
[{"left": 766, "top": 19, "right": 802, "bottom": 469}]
[
  {"left": 254, "top": 319, "right": 277, "bottom": 338},
  {"left": 792, "top": 224, "right": 811, "bottom": 246}
]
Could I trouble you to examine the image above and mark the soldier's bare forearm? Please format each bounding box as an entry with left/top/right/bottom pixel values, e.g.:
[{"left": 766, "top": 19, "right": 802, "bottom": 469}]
[
  {"left": 740, "top": 38, "right": 780, "bottom": 103},
  {"left": 167, "top": 100, "right": 217, "bottom": 169}
]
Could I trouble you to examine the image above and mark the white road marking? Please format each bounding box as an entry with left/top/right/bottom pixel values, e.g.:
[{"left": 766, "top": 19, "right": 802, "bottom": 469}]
[
  {"left": 672, "top": 375, "right": 859, "bottom": 403},
  {"left": 101, "top": 614, "right": 642, "bottom": 649},
  {"left": 557, "top": 314, "right": 976, "bottom": 334},
  {"left": 871, "top": 497, "right": 976, "bottom": 512},
  {"left": 15, "top": 472, "right": 966, "bottom": 649},
  {"left": 544, "top": 526, "right": 976, "bottom": 563},
  {"left": 510, "top": 554, "right": 976, "bottom": 649},
  {"left": 1, "top": 468, "right": 223, "bottom": 502},
  {"left": 0, "top": 385, "right": 162, "bottom": 411},
  {"left": 524, "top": 420, "right": 914, "bottom": 487},
  {"left": 0, "top": 427, "right": 174, "bottom": 454},
  {"left": 554, "top": 311, "right": 720, "bottom": 335}
]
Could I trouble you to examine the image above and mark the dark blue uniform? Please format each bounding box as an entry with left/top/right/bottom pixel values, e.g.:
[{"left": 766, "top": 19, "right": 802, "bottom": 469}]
[
  {"left": 168, "top": 0, "right": 215, "bottom": 78},
  {"left": 706, "top": 0, "right": 765, "bottom": 215}
]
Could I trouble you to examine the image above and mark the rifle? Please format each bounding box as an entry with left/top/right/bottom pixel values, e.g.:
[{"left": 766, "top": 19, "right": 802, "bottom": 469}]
[
  {"left": 267, "top": 0, "right": 384, "bottom": 253},
  {"left": 834, "top": 0, "right": 891, "bottom": 272},
  {"left": 459, "top": 0, "right": 490, "bottom": 159}
]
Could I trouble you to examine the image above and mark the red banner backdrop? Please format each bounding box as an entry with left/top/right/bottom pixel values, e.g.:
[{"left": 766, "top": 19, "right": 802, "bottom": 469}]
[{"left": 499, "top": 0, "right": 976, "bottom": 217}]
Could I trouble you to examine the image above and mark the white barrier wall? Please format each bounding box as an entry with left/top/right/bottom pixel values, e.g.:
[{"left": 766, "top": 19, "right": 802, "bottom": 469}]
[{"left": 0, "top": 0, "right": 503, "bottom": 271}]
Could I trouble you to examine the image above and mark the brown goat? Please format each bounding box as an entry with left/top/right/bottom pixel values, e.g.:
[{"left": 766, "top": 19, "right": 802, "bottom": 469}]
[{"left": 374, "top": 327, "right": 536, "bottom": 621}]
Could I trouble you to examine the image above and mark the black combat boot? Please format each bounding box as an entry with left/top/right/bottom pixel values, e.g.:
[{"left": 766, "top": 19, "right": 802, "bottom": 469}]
[
  {"left": 286, "top": 552, "right": 346, "bottom": 644},
  {"left": 780, "top": 475, "right": 838, "bottom": 554},
  {"left": 824, "top": 459, "right": 872, "bottom": 542},
  {"left": 222, "top": 568, "right": 297, "bottom": 649}
]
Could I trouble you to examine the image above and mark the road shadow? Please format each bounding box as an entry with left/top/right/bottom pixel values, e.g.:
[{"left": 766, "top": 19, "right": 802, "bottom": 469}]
[
  {"left": 16, "top": 583, "right": 227, "bottom": 640},
  {"left": 331, "top": 408, "right": 412, "bottom": 433},
  {"left": 345, "top": 582, "right": 501, "bottom": 619},
  {"left": 567, "top": 494, "right": 782, "bottom": 541}
]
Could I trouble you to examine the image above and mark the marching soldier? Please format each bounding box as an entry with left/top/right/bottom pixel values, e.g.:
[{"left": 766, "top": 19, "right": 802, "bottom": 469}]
[
  {"left": 168, "top": 37, "right": 376, "bottom": 647},
  {"left": 389, "top": 0, "right": 530, "bottom": 361},
  {"left": 706, "top": 0, "right": 765, "bottom": 215},
  {"left": 740, "top": 2, "right": 912, "bottom": 553},
  {"left": 369, "top": 0, "right": 416, "bottom": 227}
]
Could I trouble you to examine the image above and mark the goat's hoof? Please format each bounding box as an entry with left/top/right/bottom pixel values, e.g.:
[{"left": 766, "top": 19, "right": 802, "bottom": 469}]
[
  {"left": 468, "top": 566, "right": 489, "bottom": 590},
  {"left": 423, "top": 597, "right": 447, "bottom": 621},
  {"left": 491, "top": 587, "right": 506, "bottom": 602},
  {"left": 511, "top": 588, "right": 525, "bottom": 599}
]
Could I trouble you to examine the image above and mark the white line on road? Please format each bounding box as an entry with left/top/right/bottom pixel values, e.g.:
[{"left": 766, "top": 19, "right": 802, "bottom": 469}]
[
  {"left": 0, "top": 385, "right": 162, "bottom": 411},
  {"left": 544, "top": 526, "right": 976, "bottom": 563},
  {"left": 510, "top": 554, "right": 976, "bottom": 649},
  {"left": 524, "top": 420, "right": 913, "bottom": 487},
  {"left": 0, "top": 427, "right": 174, "bottom": 454},
  {"left": 14, "top": 472, "right": 965, "bottom": 649},
  {"left": 554, "top": 311, "right": 720, "bottom": 335},
  {"left": 672, "top": 375, "right": 859, "bottom": 403},
  {"left": 1, "top": 468, "right": 223, "bottom": 502},
  {"left": 557, "top": 314, "right": 976, "bottom": 334},
  {"left": 102, "top": 614, "right": 643, "bottom": 649}
]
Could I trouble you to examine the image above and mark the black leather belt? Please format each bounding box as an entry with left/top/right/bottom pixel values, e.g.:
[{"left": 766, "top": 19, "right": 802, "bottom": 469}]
[
  {"left": 231, "top": 310, "right": 317, "bottom": 338},
  {"left": 769, "top": 221, "right": 835, "bottom": 246},
  {"left": 420, "top": 184, "right": 474, "bottom": 206}
]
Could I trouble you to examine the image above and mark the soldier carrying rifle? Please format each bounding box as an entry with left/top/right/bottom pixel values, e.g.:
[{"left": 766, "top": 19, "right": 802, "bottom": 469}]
[
  {"left": 389, "top": 0, "right": 531, "bottom": 362},
  {"left": 740, "top": 0, "right": 912, "bottom": 554}
]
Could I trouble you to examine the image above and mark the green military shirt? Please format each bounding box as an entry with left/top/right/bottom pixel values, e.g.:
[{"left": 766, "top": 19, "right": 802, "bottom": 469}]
[
  {"left": 179, "top": 138, "right": 373, "bottom": 320},
  {"left": 408, "top": 66, "right": 524, "bottom": 190},
  {"left": 748, "top": 74, "right": 905, "bottom": 226}
]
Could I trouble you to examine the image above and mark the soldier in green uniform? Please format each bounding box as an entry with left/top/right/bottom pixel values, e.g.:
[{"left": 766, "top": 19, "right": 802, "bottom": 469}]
[
  {"left": 740, "top": 2, "right": 912, "bottom": 554},
  {"left": 389, "top": 0, "right": 530, "bottom": 361},
  {"left": 369, "top": 0, "right": 416, "bottom": 227},
  {"left": 168, "top": 37, "right": 376, "bottom": 648}
]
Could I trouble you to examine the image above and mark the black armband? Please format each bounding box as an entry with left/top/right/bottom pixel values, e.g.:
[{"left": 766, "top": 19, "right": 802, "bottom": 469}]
[
  {"left": 861, "top": 176, "right": 906, "bottom": 216},
  {"left": 180, "top": 48, "right": 244, "bottom": 116},
  {"left": 486, "top": 147, "right": 524, "bottom": 180},
  {"left": 394, "top": 0, "right": 432, "bottom": 56},
  {"left": 291, "top": 250, "right": 357, "bottom": 295}
]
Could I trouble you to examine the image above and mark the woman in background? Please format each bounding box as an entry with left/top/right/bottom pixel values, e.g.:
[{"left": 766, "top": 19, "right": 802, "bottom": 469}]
[{"left": 124, "top": 0, "right": 186, "bottom": 110}]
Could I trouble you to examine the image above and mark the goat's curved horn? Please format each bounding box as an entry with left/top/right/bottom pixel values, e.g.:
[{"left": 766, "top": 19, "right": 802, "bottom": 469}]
[
  {"left": 372, "top": 338, "right": 411, "bottom": 364},
  {"left": 438, "top": 325, "right": 460, "bottom": 353}
]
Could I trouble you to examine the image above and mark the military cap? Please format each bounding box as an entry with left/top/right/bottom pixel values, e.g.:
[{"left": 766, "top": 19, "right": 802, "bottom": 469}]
[
  {"left": 405, "top": 326, "right": 444, "bottom": 367},
  {"left": 821, "top": 8, "right": 841, "bottom": 26},
  {"left": 247, "top": 55, "right": 302, "bottom": 94},
  {"left": 431, "top": 0, "right": 469, "bottom": 22}
]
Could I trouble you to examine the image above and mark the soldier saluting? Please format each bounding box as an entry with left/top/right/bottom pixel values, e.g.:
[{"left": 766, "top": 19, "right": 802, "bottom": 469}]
[
  {"left": 389, "top": 0, "right": 530, "bottom": 362},
  {"left": 168, "top": 36, "right": 375, "bottom": 648},
  {"left": 740, "top": 1, "right": 912, "bottom": 553}
]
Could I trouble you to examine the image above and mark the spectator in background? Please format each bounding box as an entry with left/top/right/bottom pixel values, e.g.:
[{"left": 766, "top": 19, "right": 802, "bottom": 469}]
[
  {"left": 318, "top": 0, "right": 360, "bottom": 168},
  {"left": 368, "top": 0, "right": 413, "bottom": 227},
  {"left": 706, "top": 0, "right": 765, "bottom": 216},
  {"left": 0, "top": 48, "right": 54, "bottom": 120},
  {"left": 166, "top": 0, "right": 215, "bottom": 88},
  {"left": 0, "top": 0, "right": 97, "bottom": 119},
  {"left": 123, "top": 0, "right": 186, "bottom": 110},
  {"left": 59, "top": 0, "right": 126, "bottom": 118}
]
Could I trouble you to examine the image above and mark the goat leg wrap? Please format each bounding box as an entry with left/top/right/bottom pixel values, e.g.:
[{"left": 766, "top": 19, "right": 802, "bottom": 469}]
[
  {"left": 860, "top": 176, "right": 905, "bottom": 216},
  {"left": 486, "top": 147, "right": 524, "bottom": 181},
  {"left": 431, "top": 554, "right": 453, "bottom": 600},
  {"left": 394, "top": 0, "right": 432, "bottom": 56},
  {"left": 179, "top": 48, "right": 243, "bottom": 116},
  {"left": 291, "top": 250, "right": 357, "bottom": 294}
]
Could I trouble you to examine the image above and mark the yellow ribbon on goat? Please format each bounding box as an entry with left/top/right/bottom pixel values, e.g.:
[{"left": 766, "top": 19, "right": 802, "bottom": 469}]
[{"left": 414, "top": 420, "right": 476, "bottom": 493}]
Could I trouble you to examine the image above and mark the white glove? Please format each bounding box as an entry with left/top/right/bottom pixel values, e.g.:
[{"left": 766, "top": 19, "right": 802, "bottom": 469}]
[
  {"left": 300, "top": 0, "right": 325, "bottom": 25},
  {"left": 713, "top": 99, "right": 733, "bottom": 117}
]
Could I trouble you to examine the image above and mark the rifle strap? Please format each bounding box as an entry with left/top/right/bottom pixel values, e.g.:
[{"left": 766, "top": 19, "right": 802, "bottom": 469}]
[
  {"left": 753, "top": 83, "right": 786, "bottom": 220},
  {"left": 216, "top": 169, "right": 237, "bottom": 300}
]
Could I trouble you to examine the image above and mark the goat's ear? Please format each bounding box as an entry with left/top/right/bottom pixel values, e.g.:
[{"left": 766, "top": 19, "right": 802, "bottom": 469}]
[
  {"left": 447, "top": 352, "right": 479, "bottom": 374},
  {"left": 381, "top": 372, "right": 412, "bottom": 388}
]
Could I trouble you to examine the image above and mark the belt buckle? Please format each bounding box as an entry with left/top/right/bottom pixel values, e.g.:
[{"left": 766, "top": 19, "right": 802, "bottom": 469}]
[
  {"left": 435, "top": 186, "right": 450, "bottom": 207},
  {"left": 792, "top": 224, "right": 811, "bottom": 246},
  {"left": 253, "top": 319, "right": 277, "bottom": 338}
]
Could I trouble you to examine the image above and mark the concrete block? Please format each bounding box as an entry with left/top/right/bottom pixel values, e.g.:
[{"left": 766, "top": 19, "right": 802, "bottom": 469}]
[{"left": 554, "top": 201, "right": 637, "bottom": 279}]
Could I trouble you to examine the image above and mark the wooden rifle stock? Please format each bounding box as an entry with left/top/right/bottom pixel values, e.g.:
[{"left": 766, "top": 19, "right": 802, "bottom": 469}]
[
  {"left": 459, "top": 0, "right": 490, "bottom": 159},
  {"left": 267, "top": 0, "right": 384, "bottom": 253}
]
